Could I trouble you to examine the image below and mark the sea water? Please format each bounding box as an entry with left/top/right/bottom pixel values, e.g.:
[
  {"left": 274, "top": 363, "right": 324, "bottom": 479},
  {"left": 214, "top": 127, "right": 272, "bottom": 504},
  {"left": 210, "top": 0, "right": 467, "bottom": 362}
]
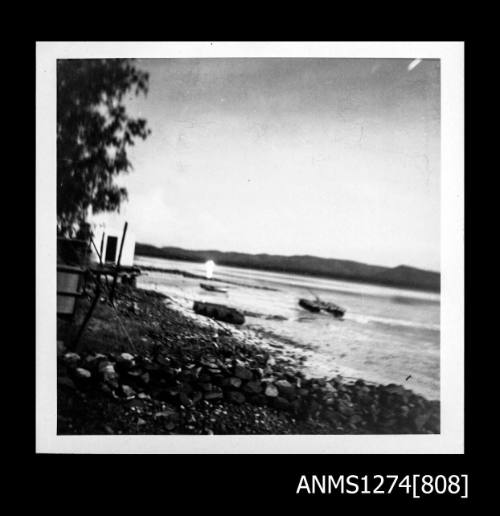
[{"left": 135, "top": 256, "right": 440, "bottom": 401}]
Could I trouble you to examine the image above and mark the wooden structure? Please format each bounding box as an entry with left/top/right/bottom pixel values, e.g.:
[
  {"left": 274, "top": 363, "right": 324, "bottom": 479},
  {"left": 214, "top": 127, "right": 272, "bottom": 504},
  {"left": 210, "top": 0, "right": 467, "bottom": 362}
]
[
  {"left": 57, "top": 264, "right": 86, "bottom": 316},
  {"left": 57, "top": 221, "right": 141, "bottom": 351}
]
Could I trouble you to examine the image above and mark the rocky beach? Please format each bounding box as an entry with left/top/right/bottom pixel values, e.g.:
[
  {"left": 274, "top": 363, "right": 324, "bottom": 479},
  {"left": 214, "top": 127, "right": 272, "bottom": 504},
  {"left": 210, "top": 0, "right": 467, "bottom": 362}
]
[{"left": 57, "top": 284, "right": 440, "bottom": 435}]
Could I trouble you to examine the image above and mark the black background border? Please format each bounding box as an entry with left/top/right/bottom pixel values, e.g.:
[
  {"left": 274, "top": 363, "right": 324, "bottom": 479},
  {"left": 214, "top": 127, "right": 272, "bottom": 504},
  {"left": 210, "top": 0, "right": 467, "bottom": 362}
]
[{"left": 31, "top": 36, "right": 473, "bottom": 508}]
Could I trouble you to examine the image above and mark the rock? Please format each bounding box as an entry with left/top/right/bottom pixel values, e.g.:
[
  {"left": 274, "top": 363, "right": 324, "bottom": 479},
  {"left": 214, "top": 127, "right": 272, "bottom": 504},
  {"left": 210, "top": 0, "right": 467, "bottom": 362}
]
[
  {"left": 154, "top": 408, "right": 177, "bottom": 418},
  {"left": 101, "top": 382, "right": 118, "bottom": 398},
  {"left": 83, "top": 354, "right": 102, "bottom": 369},
  {"left": 273, "top": 396, "right": 290, "bottom": 411},
  {"left": 179, "top": 392, "right": 191, "bottom": 406},
  {"left": 58, "top": 376, "right": 76, "bottom": 390},
  {"left": 157, "top": 355, "right": 171, "bottom": 367},
  {"left": 121, "top": 385, "right": 136, "bottom": 398},
  {"left": 249, "top": 394, "right": 266, "bottom": 406},
  {"left": 98, "top": 361, "right": 115, "bottom": 373},
  {"left": 57, "top": 340, "right": 66, "bottom": 357},
  {"left": 179, "top": 382, "right": 193, "bottom": 394},
  {"left": 399, "top": 405, "right": 410, "bottom": 417},
  {"left": 244, "top": 380, "right": 262, "bottom": 394},
  {"left": 323, "top": 382, "right": 335, "bottom": 393},
  {"left": 74, "top": 368, "right": 91, "bottom": 379},
  {"left": 413, "top": 413, "right": 430, "bottom": 432},
  {"left": 384, "top": 384, "right": 406, "bottom": 396},
  {"left": 349, "top": 414, "right": 363, "bottom": 426},
  {"left": 275, "top": 379, "right": 295, "bottom": 398},
  {"left": 229, "top": 377, "right": 242, "bottom": 388},
  {"left": 290, "top": 399, "right": 302, "bottom": 413},
  {"left": 234, "top": 365, "right": 253, "bottom": 380},
  {"left": 199, "top": 372, "right": 212, "bottom": 383},
  {"left": 200, "top": 383, "right": 213, "bottom": 392},
  {"left": 63, "top": 352, "right": 80, "bottom": 366},
  {"left": 205, "top": 391, "right": 223, "bottom": 401},
  {"left": 254, "top": 367, "right": 264, "bottom": 378},
  {"left": 308, "top": 400, "right": 321, "bottom": 416},
  {"left": 326, "top": 411, "right": 341, "bottom": 426},
  {"left": 324, "top": 394, "right": 336, "bottom": 405},
  {"left": 128, "top": 398, "right": 145, "bottom": 410},
  {"left": 119, "top": 352, "right": 135, "bottom": 362},
  {"left": 192, "top": 391, "right": 203, "bottom": 404},
  {"left": 227, "top": 391, "right": 246, "bottom": 404},
  {"left": 265, "top": 384, "right": 279, "bottom": 397},
  {"left": 140, "top": 372, "right": 150, "bottom": 384},
  {"left": 99, "top": 362, "right": 118, "bottom": 383}
]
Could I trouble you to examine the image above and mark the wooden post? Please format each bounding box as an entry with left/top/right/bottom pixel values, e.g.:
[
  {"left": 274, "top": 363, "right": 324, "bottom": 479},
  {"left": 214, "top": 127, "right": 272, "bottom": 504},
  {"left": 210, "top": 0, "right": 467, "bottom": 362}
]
[
  {"left": 109, "top": 222, "right": 128, "bottom": 303},
  {"left": 90, "top": 235, "right": 104, "bottom": 266},
  {"left": 99, "top": 232, "right": 105, "bottom": 266}
]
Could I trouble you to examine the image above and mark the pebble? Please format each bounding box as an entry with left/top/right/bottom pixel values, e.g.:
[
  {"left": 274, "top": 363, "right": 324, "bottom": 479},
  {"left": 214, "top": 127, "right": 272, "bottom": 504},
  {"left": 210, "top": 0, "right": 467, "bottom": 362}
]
[
  {"left": 75, "top": 368, "right": 92, "bottom": 379},
  {"left": 63, "top": 352, "right": 80, "bottom": 366},
  {"left": 234, "top": 365, "right": 253, "bottom": 380},
  {"left": 227, "top": 391, "right": 246, "bottom": 404},
  {"left": 264, "top": 384, "right": 279, "bottom": 397},
  {"left": 121, "top": 385, "right": 136, "bottom": 398}
]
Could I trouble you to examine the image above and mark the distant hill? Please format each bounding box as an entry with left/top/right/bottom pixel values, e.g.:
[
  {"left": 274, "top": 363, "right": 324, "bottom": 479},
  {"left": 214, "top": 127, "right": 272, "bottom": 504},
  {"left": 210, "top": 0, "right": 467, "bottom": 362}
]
[{"left": 135, "top": 243, "right": 440, "bottom": 293}]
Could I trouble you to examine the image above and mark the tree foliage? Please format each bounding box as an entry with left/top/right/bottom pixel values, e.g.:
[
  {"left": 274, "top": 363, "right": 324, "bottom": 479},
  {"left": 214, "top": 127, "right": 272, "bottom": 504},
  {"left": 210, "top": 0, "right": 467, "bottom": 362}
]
[{"left": 57, "top": 59, "right": 150, "bottom": 235}]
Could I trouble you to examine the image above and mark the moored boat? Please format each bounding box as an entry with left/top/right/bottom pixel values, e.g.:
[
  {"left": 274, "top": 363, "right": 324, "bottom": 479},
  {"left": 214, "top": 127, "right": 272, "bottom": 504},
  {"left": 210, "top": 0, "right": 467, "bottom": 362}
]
[
  {"left": 298, "top": 298, "right": 321, "bottom": 313},
  {"left": 298, "top": 298, "right": 345, "bottom": 318},
  {"left": 193, "top": 301, "right": 244, "bottom": 325},
  {"left": 200, "top": 282, "right": 228, "bottom": 293}
]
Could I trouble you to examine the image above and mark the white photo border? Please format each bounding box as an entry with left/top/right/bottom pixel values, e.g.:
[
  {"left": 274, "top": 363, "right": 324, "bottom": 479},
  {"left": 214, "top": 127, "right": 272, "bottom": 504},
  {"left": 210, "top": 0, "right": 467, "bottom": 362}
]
[{"left": 36, "top": 41, "right": 464, "bottom": 454}]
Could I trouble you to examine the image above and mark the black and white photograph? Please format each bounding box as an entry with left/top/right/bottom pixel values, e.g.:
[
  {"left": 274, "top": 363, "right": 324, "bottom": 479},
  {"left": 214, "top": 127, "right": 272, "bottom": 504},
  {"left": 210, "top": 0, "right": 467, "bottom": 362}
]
[{"left": 37, "top": 42, "right": 464, "bottom": 454}]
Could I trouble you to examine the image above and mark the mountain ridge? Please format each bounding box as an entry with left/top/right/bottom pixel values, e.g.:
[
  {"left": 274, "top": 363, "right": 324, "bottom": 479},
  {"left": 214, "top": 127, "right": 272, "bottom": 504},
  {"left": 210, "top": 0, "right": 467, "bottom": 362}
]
[{"left": 135, "top": 243, "right": 440, "bottom": 293}]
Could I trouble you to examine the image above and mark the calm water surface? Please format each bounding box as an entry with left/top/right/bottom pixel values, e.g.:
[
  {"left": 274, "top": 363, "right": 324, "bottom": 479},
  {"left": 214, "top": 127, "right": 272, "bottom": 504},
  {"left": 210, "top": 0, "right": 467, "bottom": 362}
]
[{"left": 135, "top": 256, "right": 440, "bottom": 400}]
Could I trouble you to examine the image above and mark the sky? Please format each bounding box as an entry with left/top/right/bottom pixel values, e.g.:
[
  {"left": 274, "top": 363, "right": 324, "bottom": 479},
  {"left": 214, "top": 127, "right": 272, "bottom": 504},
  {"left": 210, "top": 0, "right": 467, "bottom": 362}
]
[{"left": 114, "top": 58, "right": 440, "bottom": 271}]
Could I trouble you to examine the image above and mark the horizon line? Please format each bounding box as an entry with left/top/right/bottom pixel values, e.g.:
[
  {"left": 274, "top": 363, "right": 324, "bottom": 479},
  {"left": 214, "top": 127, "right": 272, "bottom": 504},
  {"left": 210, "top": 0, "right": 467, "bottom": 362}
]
[{"left": 135, "top": 241, "right": 441, "bottom": 275}]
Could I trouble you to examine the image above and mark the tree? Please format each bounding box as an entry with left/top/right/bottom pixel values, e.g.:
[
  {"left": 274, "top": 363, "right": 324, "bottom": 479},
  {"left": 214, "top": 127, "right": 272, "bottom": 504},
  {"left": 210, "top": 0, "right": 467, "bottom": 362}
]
[{"left": 57, "top": 59, "right": 151, "bottom": 236}]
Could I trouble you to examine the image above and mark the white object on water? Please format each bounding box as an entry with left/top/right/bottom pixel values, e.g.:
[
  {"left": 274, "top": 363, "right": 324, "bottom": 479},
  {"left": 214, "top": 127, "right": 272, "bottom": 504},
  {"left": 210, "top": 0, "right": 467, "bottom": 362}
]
[{"left": 205, "top": 260, "right": 215, "bottom": 279}]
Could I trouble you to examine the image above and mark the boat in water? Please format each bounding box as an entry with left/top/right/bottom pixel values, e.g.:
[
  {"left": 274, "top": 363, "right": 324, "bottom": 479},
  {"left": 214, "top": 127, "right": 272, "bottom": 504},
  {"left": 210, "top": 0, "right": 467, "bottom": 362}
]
[
  {"left": 299, "top": 298, "right": 345, "bottom": 318},
  {"left": 193, "top": 301, "right": 244, "bottom": 325},
  {"left": 200, "top": 282, "right": 228, "bottom": 293}
]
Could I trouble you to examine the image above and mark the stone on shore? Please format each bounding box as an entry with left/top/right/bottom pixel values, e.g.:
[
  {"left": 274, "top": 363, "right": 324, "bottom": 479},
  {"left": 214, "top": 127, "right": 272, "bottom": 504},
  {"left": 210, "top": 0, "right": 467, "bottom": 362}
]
[
  {"left": 275, "top": 379, "right": 295, "bottom": 398},
  {"left": 264, "top": 384, "right": 279, "bottom": 397},
  {"left": 227, "top": 391, "right": 246, "bottom": 404},
  {"left": 74, "top": 368, "right": 92, "bottom": 379},
  {"left": 228, "top": 377, "right": 242, "bottom": 388},
  {"left": 234, "top": 365, "right": 253, "bottom": 380}
]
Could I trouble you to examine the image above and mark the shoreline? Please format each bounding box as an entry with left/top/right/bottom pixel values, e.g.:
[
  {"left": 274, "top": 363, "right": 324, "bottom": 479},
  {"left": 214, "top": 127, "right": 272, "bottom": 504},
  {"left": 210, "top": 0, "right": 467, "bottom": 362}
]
[
  {"left": 139, "top": 264, "right": 279, "bottom": 291},
  {"left": 57, "top": 284, "right": 440, "bottom": 435},
  {"left": 135, "top": 252, "right": 440, "bottom": 294}
]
